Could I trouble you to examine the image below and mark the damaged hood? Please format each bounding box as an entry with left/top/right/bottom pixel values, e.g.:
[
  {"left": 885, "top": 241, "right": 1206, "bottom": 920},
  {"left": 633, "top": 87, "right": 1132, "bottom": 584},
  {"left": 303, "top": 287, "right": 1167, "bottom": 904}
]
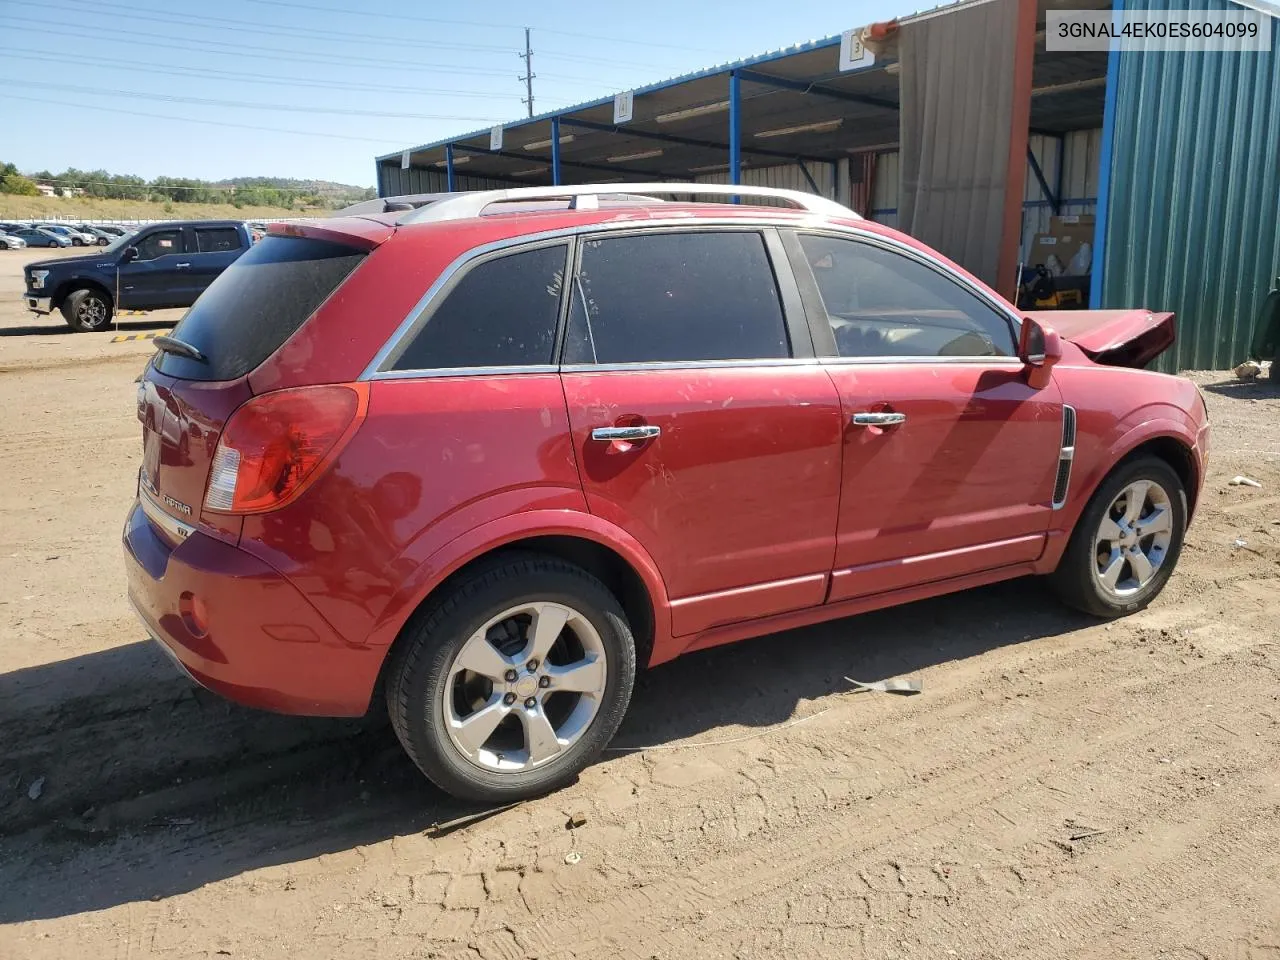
[{"left": 1026, "top": 309, "right": 1176, "bottom": 368}]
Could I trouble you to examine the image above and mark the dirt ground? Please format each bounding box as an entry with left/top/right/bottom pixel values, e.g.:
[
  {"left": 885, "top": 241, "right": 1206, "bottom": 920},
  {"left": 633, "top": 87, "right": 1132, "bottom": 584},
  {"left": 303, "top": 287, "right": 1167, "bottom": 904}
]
[{"left": 1, "top": 247, "right": 1278, "bottom": 960}]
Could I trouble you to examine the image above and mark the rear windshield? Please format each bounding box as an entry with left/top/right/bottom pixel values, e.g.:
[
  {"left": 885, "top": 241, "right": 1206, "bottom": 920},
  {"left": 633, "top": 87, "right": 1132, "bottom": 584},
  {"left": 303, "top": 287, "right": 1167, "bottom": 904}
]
[{"left": 153, "top": 235, "right": 366, "bottom": 381}]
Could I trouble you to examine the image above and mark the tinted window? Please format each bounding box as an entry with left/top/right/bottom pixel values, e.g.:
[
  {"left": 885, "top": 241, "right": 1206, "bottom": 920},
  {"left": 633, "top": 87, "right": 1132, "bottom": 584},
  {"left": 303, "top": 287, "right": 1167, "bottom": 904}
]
[
  {"left": 798, "top": 233, "right": 1016, "bottom": 358},
  {"left": 565, "top": 232, "right": 788, "bottom": 364},
  {"left": 196, "top": 227, "right": 241, "bottom": 252},
  {"left": 390, "top": 245, "right": 566, "bottom": 371},
  {"left": 153, "top": 235, "right": 365, "bottom": 381},
  {"left": 134, "top": 229, "right": 182, "bottom": 261}
]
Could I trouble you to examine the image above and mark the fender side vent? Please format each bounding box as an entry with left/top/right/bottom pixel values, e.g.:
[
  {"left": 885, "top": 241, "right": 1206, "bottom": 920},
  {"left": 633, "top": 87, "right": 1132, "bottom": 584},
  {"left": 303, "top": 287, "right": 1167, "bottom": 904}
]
[{"left": 1052, "top": 405, "right": 1077, "bottom": 509}]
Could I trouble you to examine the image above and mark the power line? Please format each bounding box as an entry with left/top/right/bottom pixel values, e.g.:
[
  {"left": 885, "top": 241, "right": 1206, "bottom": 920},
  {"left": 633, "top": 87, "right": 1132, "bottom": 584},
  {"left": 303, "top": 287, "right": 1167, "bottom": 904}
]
[
  {"left": 0, "top": 15, "right": 520, "bottom": 76},
  {"left": 5, "top": 95, "right": 440, "bottom": 144},
  {"left": 1, "top": 52, "right": 589, "bottom": 102},
  {"left": 241, "top": 0, "right": 723, "bottom": 54},
  {"left": 7, "top": 81, "right": 503, "bottom": 122},
  {"left": 8, "top": 0, "right": 517, "bottom": 53}
]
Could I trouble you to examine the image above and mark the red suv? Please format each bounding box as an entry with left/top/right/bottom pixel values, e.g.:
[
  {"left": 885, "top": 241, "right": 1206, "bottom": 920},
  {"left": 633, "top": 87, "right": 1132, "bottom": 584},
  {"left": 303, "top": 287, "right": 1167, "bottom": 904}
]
[{"left": 125, "top": 185, "right": 1209, "bottom": 802}]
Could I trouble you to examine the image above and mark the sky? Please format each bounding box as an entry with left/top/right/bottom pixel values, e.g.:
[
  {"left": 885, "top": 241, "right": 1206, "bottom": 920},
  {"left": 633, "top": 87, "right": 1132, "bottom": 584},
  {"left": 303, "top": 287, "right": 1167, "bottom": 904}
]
[{"left": 0, "top": 0, "right": 912, "bottom": 188}]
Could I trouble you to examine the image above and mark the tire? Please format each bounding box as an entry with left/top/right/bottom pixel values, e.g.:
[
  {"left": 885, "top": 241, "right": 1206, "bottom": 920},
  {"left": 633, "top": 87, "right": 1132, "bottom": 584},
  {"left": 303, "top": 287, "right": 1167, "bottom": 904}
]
[
  {"left": 1049, "top": 455, "right": 1187, "bottom": 617},
  {"left": 60, "top": 287, "right": 114, "bottom": 332},
  {"left": 71, "top": 237, "right": 83, "bottom": 246},
  {"left": 386, "top": 553, "right": 636, "bottom": 803}
]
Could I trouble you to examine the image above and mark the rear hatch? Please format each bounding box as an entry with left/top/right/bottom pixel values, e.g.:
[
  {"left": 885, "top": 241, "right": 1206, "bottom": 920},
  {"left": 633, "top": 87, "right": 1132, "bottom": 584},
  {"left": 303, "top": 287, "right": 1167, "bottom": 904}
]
[
  {"left": 1026, "top": 309, "right": 1176, "bottom": 368},
  {"left": 137, "top": 225, "right": 381, "bottom": 535}
]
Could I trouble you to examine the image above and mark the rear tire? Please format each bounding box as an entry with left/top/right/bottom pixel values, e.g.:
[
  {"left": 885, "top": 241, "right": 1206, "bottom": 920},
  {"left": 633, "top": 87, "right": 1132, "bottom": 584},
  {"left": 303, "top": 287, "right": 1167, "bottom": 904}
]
[
  {"left": 61, "top": 288, "right": 114, "bottom": 332},
  {"left": 1049, "top": 455, "right": 1187, "bottom": 617},
  {"left": 386, "top": 553, "right": 636, "bottom": 803}
]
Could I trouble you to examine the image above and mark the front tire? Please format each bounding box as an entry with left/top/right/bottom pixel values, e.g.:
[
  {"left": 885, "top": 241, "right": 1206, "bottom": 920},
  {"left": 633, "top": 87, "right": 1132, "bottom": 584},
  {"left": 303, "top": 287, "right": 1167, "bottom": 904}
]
[
  {"left": 61, "top": 288, "right": 114, "bottom": 332},
  {"left": 1049, "top": 455, "right": 1187, "bottom": 617},
  {"left": 386, "top": 554, "right": 636, "bottom": 803}
]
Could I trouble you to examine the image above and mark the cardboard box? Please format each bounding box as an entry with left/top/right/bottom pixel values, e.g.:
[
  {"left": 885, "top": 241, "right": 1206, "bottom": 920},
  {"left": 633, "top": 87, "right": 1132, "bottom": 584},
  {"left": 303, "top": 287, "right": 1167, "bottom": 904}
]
[{"left": 1049, "top": 214, "right": 1096, "bottom": 239}]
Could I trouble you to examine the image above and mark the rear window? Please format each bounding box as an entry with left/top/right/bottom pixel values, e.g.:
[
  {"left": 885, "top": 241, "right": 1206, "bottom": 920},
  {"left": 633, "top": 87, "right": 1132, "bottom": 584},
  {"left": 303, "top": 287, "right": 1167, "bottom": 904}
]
[
  {"left": 195, "top": 227, "right": 242, "bottom": 252},
  {"left": 153, "top": 235, "right": 366, "bottom": 381}
]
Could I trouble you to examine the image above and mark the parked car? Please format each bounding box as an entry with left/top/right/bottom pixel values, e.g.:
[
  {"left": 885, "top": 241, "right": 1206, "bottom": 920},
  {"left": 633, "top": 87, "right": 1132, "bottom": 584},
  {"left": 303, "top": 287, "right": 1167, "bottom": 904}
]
[
  {"left": 92, "top": 224, "right": 130, "bottom": 238},
  {"left": 73, "top": 225, "right": 115, "bottom": 245},
  {"left": 10, "top": 227, "right": 70, "bottom": 248},
  {"left": 0, "top": 232, "right": 27, "bottom": 250},
  {"left": 123, "top": 184, "right": 1209, "bottom": 804},
  {"left": 35, "top": 224, "right": 97, "bottom": 246},
  {"left": 24, "top": 219, "right": 251, "bottom": 331}
]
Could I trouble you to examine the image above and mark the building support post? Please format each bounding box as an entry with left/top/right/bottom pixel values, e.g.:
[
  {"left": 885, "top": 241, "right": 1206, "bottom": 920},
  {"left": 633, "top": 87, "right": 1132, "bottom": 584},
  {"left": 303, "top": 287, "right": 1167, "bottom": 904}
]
[
  {"left": 996, "top": 0, "right": 1038, "bottom": 300},
  {"left": 551, "top": 117, "right": 563, "bottom": 186},
  {"left": 1090, "top": 0, "right": 1123, "bottom": 307},
  {"left": 445, "top": 143, "right": 456, "bottom": 192},
  {"left": 729, "top": 70, "right": 742, "bottom": 193}
]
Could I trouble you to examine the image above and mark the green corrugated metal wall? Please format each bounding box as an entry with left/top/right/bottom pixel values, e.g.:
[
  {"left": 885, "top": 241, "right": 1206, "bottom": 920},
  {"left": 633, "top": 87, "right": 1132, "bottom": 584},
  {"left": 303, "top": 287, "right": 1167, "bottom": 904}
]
[{"left": 1101, "top": 0, "right": 1280, "bottom": 371}]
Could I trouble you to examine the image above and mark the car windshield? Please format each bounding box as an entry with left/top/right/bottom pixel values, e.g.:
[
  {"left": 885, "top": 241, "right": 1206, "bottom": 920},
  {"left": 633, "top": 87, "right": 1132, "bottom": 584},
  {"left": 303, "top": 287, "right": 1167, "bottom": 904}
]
[{"left": 102, "top": 233, "right": 134, "bottom": 254}]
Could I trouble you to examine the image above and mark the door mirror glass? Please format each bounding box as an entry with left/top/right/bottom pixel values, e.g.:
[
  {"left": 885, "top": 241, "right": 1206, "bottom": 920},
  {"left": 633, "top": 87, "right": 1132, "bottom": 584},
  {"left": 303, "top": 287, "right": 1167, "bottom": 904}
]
[
  {"left": 1018, "top": 317, "right": 1047, "bottom": 363},
  {"left": 121, "top": 246, "right": 139, "bottom": 263}
]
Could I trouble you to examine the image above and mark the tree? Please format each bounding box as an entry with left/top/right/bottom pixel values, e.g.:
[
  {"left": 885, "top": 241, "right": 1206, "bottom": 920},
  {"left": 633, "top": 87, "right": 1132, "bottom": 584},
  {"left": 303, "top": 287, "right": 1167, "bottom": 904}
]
[{"left": 0, "top": 174, "right": 41, "bottom": 196}]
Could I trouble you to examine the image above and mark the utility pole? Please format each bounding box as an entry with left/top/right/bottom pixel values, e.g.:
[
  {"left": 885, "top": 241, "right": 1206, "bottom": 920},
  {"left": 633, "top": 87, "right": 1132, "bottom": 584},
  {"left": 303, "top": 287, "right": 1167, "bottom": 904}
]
[{"left": 519, "top": 26, "right": 535, "bottom": 118}]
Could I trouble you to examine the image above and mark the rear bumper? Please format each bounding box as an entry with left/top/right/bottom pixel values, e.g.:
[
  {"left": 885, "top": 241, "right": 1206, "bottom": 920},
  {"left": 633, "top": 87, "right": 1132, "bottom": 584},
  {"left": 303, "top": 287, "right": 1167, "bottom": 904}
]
[
  {"left": 26, "top": 296, "right": 51, "bottom": 314},
  {"left": 122, "top": 500, "right": 385, "bottom": 717}
]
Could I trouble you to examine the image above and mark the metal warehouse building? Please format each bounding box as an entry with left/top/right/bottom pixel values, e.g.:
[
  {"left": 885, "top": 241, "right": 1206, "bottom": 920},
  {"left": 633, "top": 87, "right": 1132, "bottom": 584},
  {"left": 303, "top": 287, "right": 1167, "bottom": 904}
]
[{"left": 378, "top": 0, "right": 1280, "bottom": 371}]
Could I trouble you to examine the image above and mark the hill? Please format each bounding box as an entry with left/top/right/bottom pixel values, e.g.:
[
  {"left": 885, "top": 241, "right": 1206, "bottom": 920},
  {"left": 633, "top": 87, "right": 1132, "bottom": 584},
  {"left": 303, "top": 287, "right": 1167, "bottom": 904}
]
[{"left": 0, "top": 195, "right": 312, "bottom": 222}]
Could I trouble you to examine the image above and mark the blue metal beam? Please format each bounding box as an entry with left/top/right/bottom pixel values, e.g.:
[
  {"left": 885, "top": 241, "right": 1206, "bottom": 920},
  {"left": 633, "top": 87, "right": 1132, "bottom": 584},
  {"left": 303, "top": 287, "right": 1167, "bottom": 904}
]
[
  {"left": 450, "top": 142, "right": 687, "bottom": 181},
  {"left": 556, "top": 117, "right": 830, "bottom": 165},
  {"left": 729, "top": 70, "right": 741, "bottom": 190},
  {"left": 445, "top": 143, "right": 456, "bottom": 192},
  {"left": 551, "top": 117, "right": 562, "bottom": 186},
  {"left": 1026, "top": 145, "right": 1058, "bottom": 215},
  {"left": 1090, "top": 0, "right": 1124, "bottom": 307},
  {"left": 735, "top": 68, "right": 899, "bottom": 112}
]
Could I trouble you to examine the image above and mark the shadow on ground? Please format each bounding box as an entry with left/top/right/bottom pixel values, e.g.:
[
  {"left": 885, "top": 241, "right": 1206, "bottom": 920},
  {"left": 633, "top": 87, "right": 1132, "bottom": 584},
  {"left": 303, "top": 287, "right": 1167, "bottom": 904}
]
[
  {"left": 0, "top": 318, "right": 173, "bottom": 337},
  {"left": 0, "top": 576, "right": 1091, "bottom": 922},
  {"left": 1200, "top": 377, "right": 1280, "bottom": 400}
]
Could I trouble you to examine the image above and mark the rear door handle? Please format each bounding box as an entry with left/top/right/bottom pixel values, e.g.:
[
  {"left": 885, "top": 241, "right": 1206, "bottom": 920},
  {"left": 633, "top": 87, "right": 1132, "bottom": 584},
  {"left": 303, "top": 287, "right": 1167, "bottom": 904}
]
[
  {"left": 591, "top": 425, "right": 661, "bottom": 442},
  {"left": 851, "top": 412, "right": 907, "bottom": 426},
  {"left": 175, "top": 262, "right": 191, "bottom": 269}
]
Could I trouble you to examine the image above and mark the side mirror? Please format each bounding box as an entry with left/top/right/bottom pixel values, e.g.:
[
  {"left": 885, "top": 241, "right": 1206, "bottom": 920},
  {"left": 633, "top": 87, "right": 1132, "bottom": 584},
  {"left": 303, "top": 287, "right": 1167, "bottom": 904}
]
[
  {"left": 121, "top": 246, "right": 139, "bottom": 263},
  {"left": 1018, "top": 317, "right": 1062, "bottom": 388}
]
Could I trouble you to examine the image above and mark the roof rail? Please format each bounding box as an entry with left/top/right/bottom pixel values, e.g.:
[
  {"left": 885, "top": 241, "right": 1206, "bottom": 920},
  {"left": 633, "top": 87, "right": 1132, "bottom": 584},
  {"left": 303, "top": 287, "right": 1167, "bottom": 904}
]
[{"left": 395, "top": 183, "right": 859, "bottom": 224}]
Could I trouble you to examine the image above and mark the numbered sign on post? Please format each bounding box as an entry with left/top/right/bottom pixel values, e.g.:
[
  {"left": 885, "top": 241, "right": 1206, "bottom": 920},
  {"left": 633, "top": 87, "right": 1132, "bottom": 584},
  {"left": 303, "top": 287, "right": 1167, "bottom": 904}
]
[
  {"left": 613, "top": 91, "right": 634, "bottom": 124},
  {"left": 490, "top": 126, "right": 504, "bottom": 151},
  {"left": 839, "top": 28, "right": 875, "bottom": 71}
]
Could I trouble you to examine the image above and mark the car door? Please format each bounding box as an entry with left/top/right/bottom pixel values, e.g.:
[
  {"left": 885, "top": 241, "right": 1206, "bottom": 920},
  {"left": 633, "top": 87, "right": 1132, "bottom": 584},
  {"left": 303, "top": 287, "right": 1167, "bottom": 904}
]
[
  {"left": 117, "top": 227, "right": 185, "bottom": 309},
  {"left": 783, "top": 230, "right": 1065, "bottom": 603},
  {"left": 559, "top": 227, "right": 844, "bottom": 637},
  {"left": 185, "top": 225, "right": 245, "bottom": 300}
]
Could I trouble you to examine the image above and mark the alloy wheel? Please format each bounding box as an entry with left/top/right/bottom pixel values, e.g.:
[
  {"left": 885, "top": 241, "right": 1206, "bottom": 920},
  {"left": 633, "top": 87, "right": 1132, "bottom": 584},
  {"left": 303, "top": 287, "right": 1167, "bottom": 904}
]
[
  {"left": 443, "top": 601, "right": 607, "bottom": 773},
  {"left": 1093, "top": 478, "right": 1174, "bottom": 597}
]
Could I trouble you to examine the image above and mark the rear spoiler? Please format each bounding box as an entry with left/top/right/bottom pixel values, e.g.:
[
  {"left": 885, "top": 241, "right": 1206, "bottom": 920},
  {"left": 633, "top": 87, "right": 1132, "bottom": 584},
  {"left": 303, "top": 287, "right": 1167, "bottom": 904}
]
[{"left": 267, "top": 218, "right": 394, "bottom": 251}]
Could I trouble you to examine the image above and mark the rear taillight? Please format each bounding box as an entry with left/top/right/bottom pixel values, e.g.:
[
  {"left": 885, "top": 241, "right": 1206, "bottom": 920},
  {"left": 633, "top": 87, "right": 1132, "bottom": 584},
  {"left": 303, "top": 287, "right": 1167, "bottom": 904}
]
[{"left": 204, "top": 383, "right": 368, "bottom": 514}]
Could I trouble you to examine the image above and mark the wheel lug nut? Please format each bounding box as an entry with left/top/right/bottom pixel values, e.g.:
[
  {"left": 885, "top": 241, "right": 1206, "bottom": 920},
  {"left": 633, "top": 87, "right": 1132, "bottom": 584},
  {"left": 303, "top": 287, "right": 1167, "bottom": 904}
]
[
  {"left": 503, "top": 692, "right": 516, "bottom": 706},
  {"left": 526, "top": 659, "right": 539, "bottom": 672},
  {"left": 524, "top": 697, "right": 537, "bottom": 709},
  {"left": 504, "top": 669, "right": 518, "bottom": 683},
  {"left": 538, "top": 675, "right": 550, "bottom": 688}
]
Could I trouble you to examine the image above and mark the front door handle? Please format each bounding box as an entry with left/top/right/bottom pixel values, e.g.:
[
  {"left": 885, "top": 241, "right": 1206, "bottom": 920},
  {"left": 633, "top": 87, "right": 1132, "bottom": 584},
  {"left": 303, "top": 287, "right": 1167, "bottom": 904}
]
[
  {"left": 175, "top": 262, "right": 191, "bottom": 269},
  {"left": 591, "top": 425, "right": 661, "bottom": 442},
  {"left": 851, "top": 412, "right": 907, "bottom": 427}
]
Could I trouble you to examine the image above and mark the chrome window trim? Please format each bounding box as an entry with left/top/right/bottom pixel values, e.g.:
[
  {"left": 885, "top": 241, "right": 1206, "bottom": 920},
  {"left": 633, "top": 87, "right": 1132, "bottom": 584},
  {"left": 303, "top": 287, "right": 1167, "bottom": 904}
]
[
  {"left": 372, "top": 364, "right": 560, "bottom": 381},
  {"left": 818, "top": 356, "right": 1026, "bottom": 367},
  {"left": 561, "top": 357, "right": 820, "bottom": 374},
  {"left": 362, "top": 215, "right": 1025, "bottom": 381}
]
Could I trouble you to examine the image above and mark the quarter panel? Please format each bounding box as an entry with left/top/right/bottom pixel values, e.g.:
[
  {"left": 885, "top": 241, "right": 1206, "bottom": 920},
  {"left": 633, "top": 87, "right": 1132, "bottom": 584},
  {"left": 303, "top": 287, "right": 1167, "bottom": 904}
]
[{"left": 238, "top": 374, "right": 584, "bottom": 645}]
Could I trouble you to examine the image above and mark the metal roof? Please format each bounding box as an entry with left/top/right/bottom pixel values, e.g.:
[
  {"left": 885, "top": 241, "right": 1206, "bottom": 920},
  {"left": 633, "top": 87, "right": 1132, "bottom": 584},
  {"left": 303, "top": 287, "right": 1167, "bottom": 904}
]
[{"left": 378, "top": 0, "right": 1112, "bottom": 187}]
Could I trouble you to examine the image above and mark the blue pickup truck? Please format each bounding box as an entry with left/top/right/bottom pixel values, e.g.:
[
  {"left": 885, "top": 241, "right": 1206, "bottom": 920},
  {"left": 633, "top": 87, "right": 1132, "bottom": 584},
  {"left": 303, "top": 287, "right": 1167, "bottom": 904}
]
[{"left": 24, "top": 219, "right": 252, "bottom": 331}]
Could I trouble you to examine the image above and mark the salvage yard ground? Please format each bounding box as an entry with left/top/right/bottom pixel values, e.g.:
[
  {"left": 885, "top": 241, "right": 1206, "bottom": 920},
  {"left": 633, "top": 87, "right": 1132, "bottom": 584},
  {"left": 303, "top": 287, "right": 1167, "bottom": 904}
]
[{"left": 1, "top": 247, "right": 1278, "bottom": 959}]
